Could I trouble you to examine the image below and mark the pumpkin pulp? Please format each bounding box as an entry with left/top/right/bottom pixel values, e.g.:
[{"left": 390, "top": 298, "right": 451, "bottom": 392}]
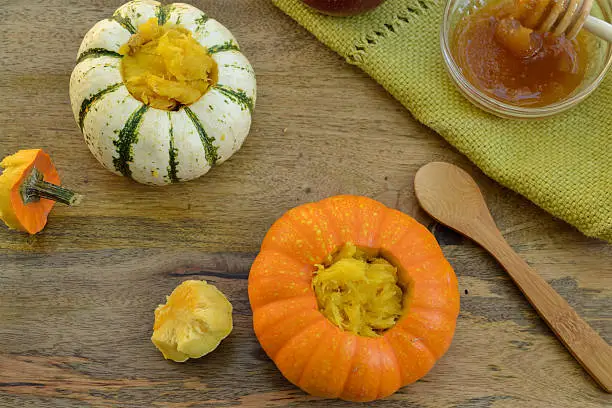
[
  {"left": 151, "top": 280, "right": 233, "bottom": 362},
  {"left": 312, "top": 243, "right": 403, "bottom": 338},
  {"left": 119, "top": 18, "right": 218, "bottom": 111}
]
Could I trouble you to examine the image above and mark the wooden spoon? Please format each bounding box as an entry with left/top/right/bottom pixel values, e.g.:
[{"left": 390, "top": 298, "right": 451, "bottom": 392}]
[
  {"left": 517, "top": 0, "right": 612, "bottom": 42},
  {"left": 414, "top": 161, "right": 612, "bottom": 393}
]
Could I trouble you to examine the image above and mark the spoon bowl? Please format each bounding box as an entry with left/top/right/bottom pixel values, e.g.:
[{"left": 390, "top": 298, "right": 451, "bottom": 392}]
[{"left": 414, "top": 162, "right": 497, "bottom": 243}]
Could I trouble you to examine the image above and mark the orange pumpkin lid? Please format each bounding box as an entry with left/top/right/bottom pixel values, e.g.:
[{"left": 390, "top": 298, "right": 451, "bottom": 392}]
[{"left": 0, "top": 149, "right": 82, "bottom": 234}]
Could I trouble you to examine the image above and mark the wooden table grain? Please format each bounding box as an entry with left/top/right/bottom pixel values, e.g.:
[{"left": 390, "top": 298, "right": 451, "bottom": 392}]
[{"left": 0, "top": 1, "right": 610, "bottom": 407}]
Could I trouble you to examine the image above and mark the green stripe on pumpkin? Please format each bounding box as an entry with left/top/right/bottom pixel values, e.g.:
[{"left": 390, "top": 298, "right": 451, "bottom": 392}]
[
  {"left": 207, "top": 40, "right": 240, "bottom": 54},
  {"left": 194, "top": 13, "right": 209, "bottom": 31},
  {"left": 166, "top": 112, "right": 180, "bottom": 183},
  {"left": 77, "top": 48, "right": 122, "bottom": 64},
  {"left": 78, "top": 82, "right": 124, "bottom": 130},
  {"left": 213, "top": 84, "right": 254, "bottom": 113},
  {"left": 184, "top": 107, "right": 219, "bottom": 166},
  {"left": 155, "top": 4, "right": 173, "bottom": 25},
  {"left": 113, "top": 13, "right": 137, "bottom": 34},
  {"left": 113, "top": 104, "right": 149, "bottom": 177}
]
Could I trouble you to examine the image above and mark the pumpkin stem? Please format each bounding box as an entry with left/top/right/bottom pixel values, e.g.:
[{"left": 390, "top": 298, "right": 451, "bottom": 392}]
[{"left": 21, "top": 168, "right": 83, "bottom": 206}]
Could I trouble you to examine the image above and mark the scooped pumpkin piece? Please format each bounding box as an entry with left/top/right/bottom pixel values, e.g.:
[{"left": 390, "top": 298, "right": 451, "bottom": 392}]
[
  {"left": 152, "top": 280, "right": 233, "bottom": 362},
  {"left": 0, "top": 149, "right": 82, "bottom": 234}
]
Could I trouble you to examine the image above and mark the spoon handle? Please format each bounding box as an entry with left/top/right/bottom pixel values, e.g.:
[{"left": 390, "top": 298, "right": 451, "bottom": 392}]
[
  {"left": 584, "top": 15, "right": 612, "bottom": 44},
  {"left": 479, "top": 229, "right": 612, "bottom": 392}
]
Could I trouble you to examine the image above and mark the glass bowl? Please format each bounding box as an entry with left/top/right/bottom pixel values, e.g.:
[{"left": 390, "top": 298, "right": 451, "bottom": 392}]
[{"left": 440, "top": 0, "right": 612, "bottom": 118}]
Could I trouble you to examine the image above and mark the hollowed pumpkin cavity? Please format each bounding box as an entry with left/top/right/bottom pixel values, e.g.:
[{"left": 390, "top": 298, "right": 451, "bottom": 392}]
[
  {"left": 119, "top": 18, "right": 217, "bottom": 111},
  {"left": 313, "top": 243, "right": 403, "bottom": 338}
]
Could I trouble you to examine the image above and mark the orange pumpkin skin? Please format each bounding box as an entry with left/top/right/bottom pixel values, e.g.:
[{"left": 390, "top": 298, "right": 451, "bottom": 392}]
[
  {"left": 248, "top": 195, "right": 460, "bottom": 402},
  {"left": 0, "top": 149, "right": 60, "bottom": 234}
]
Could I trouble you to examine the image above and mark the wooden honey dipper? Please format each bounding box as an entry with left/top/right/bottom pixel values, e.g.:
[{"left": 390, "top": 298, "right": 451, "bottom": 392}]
[{"left": 516, "top": 0, "right": 612, "bottom": 41}]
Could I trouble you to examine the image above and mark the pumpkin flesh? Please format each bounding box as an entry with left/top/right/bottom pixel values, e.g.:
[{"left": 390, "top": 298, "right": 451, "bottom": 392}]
[
  {"left": 151, "top": 280, "right": 233, "bottom": 362},
  {"left": 313, "top": 243, "right": 403, "bottom": 338},
  {"left": 119, "top": 17, "right": 217, "bottom": 110}
]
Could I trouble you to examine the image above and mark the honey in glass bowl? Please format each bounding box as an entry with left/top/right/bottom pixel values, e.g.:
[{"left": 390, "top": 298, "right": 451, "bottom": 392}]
[{"left": 451, "top": 0, "right": 596, "bottom": 107}]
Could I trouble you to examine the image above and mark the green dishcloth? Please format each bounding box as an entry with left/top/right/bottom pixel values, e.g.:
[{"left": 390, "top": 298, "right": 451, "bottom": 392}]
[{"left": 273, "top": 0, "right": 612, "bottom": 242}]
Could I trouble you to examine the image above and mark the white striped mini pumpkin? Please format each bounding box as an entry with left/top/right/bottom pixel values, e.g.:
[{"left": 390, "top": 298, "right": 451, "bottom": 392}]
[{"left": 70, "top": 0, "right": 256, "bottom": 185}]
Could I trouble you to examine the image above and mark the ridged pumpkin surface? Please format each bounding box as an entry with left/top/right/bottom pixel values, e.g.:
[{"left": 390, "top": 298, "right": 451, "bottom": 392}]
[
  {"left": 248, "top": 195, "right": 460, "bottom": 402},
  {"left": 69, "top": 0, "right": 256, "bottom": 185}
]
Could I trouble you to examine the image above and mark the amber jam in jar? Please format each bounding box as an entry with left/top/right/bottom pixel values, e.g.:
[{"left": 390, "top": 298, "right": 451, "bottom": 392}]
[{"left": 451, "top": 0, "right": 593, "bottom": 107}]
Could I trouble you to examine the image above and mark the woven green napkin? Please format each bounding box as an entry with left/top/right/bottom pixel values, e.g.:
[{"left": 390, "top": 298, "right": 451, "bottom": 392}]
[{"left": 273, "top": 0, "right": 612, "bottom": 242}]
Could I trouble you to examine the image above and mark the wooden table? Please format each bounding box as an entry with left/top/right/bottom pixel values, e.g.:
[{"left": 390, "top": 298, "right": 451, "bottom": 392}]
[{"left": 1, "top": 1, "right": 610, "bottom": 407}]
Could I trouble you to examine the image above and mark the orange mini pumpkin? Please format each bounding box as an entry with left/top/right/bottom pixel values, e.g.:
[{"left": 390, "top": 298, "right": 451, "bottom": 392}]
[{"left": 248, "top": 195, "right": 460, "bottom": 402}]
